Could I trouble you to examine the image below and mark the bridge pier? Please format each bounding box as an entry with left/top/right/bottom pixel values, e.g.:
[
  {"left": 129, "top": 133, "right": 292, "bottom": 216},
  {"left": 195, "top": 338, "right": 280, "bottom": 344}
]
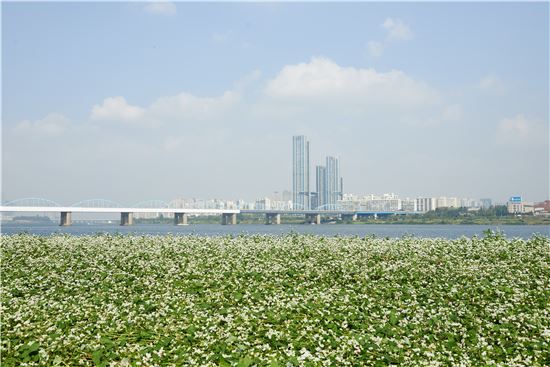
[
  {"left": 174, "top": 213, "right": 188, "bottom": 225},
  {"left": 305, "top": 213, "right": 321, "bottom": 225},
  {"left": 120, "top": 212, "right": 133, "bottom": 226},
  {"left": 60, "top": 211, "right": 72, "bottom": 226},
  {"left": 221, "top": 213, "right": 237, "bottom": 225},
  {"left": 265, "top": 213, "right": 281, "bottom": 225},
  {"left": 341, "top": 214, "right": 357, "bottom": 222}
]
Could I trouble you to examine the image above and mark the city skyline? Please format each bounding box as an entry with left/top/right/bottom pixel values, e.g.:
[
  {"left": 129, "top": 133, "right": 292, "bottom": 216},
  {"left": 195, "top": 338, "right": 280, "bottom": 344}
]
[
  {"left": 293, "top": 135, "right": 344, "bottom": 210},
  {"left": 2, "top": 2, "right": 548, "bottom": 204}
]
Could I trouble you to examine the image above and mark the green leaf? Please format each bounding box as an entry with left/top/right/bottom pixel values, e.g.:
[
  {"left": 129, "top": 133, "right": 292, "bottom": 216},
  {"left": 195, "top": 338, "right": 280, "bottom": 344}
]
[
  {"left": 27, "top": 341, "right": 40, "bottom": 353},
  {"left": 92, "top": 350, "right": 103, "bottom": 366},
  {"left": 237, "top": 356, "right": 253, "bottom": 367},
  {"left": 389, "top": 311, "right": 398, "bottom": 326}
]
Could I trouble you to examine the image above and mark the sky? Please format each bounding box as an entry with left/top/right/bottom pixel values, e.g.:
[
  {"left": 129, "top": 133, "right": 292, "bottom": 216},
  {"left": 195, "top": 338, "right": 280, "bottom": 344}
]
[{"left": 2, "top": 1, "right": 549, "bottom": 205}]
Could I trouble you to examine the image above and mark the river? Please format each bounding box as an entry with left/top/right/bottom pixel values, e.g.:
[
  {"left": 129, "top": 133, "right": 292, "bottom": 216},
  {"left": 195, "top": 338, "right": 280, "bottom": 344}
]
[{"left": 1, "top": 222, "right": 548, "bottom": 239}]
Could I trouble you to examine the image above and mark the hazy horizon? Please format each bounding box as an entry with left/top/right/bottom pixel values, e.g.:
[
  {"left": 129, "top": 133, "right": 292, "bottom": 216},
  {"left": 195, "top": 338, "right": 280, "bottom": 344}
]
[{"left": 2, "top": 2, "right": 549, "bottom": 204}]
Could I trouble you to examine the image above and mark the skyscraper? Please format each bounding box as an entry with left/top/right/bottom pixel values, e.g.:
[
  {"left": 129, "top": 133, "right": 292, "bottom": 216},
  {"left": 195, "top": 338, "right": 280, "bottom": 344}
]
[
  {"left": 326, "top": 156, "right": 342, "bottom": 209},
  {"left": 292, "top": 135, "right": 310, "bottom": 210},
  {"left": 315, "top": 165, "right": 327, "bottom": 209}
]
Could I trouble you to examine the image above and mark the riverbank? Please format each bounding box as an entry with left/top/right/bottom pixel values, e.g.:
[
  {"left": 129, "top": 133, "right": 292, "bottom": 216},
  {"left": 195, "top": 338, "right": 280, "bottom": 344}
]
[
  {"left": 132, "top": 214, "right": 550, "bottom": 226},
  {"left": 347, "top": 215, "right": 550, "bottom": 225}
]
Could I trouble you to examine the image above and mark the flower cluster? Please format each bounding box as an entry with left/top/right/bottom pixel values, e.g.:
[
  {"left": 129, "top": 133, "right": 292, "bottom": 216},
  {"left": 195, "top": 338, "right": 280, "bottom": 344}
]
[{"left": 1, "top": 234, "right": 549, "bottom": 366}]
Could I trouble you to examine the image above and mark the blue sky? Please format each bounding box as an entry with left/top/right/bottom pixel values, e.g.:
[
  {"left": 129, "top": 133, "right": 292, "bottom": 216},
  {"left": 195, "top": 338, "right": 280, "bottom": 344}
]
[{"left": 2, "top": 2, "right": 549, "bottom": 204}]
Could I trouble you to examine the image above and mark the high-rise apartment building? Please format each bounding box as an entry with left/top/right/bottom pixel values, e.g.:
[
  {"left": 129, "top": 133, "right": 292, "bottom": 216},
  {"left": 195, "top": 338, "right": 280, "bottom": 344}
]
[
  {"left": 315, "top": 165, "right": 327, "bottom": 209},
  {"left": 401, "top": 198, "right": 417, "bottom": 212},
  {"left": 292, "top": 135, "right": 310, "bottom": 210},
  {"left": 416, "top": 197, "right": 436, "bottom": 212},
  {"left": 436, "top": 197, "right": 460, "bottom": 208},
  {"left": 326, "top": 156, "right": 342, "bottom": 209}
]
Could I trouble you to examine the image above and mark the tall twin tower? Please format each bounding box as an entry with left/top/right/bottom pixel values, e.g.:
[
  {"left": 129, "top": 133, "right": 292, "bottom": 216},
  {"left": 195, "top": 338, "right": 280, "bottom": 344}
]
[{"left": 292, "top": 135, "right": 343, "bottom": 210}]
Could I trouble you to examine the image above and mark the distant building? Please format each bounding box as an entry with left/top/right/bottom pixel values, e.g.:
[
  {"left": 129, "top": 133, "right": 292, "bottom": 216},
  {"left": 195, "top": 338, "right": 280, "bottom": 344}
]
[
  {"left": 522, "top": 202, "right": 535, "bottom": 214},
  {"left": 480, "top": 198, "right": 492, "bottom": 208},
  {"left": 310, "top": 192, "right": 319, "bottom": 210},
  {"left": 338, "top": 194, "right": 358, "bottom": 211},
  {"left": 292, "top": 136, "right": 310, "bottom": 210},
  {"left": 315, "top": 165, "right": 327, "bottom": 209},
  {"left": 271, "top": 200, "right": 292, "bottom": 211},
  {"left": 535, "top": 200, "right": 550, "bottom": 213},
  {"left": 326, "top": 156, "right": 342, "bottom": 209},
  {"left": 224, "top": 201, "right": 237, "bottom": 210},
  {"left": 436, "top": 197, "right": 460, "bottom": 208},
  {"left": 507, "top": 196, "right": 523, "bottom": 214},
  {"left": 366, "top": 198, "right": 401, "bottom": 211},
  {"left": 506, "top": 196, "right": 535, "bottom": 214},
  {"left": 460, "top": 198, "right": 480, "bottom": 208},
  {"left": 337, "top": 193, "right": 401, "bottom": 212},
  {"left": 416, "top": 197, "right": 436, "bottom": 212},
  {"left": 401, "top": 198, "right": 417, "bottom": 212},
  {"left": 255, "top": 197, "right": 271, "bottom": 210}
]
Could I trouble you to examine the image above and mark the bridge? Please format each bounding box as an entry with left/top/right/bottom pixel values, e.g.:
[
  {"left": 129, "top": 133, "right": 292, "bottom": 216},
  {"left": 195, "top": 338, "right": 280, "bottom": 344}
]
[{"left": 0, "top": 198, "right": 420, "bottom": 226}]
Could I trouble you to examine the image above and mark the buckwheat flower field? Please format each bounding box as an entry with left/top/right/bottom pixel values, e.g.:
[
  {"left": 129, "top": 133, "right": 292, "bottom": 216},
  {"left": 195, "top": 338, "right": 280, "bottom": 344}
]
[{"left": 1, "top": 234, "right": 549, "bottom": 366}]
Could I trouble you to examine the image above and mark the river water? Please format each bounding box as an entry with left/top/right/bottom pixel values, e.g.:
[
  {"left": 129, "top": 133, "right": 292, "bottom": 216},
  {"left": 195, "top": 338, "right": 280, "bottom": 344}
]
[{"left": 1, "top": 222, "right": 548, "bottom": 239}]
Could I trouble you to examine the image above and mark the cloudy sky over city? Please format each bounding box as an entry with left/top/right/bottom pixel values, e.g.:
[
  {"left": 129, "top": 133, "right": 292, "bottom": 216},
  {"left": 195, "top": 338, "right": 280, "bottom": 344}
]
[{"left": 2, "top": 2, "right": 548, "bottom": 204}]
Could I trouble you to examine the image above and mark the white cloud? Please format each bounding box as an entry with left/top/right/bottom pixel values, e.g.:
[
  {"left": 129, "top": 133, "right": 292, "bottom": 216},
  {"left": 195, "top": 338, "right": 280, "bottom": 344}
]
[
  {"left": 143, "top": 2, "right": 177, "bottom": 16},
  {"left": 89, "top": 91, "right": 240, "bottom": 127},
  {"left": 383, "top": 18, "right": 413, "bottom": 41},
  {"left": 478, "top": 74, "right": 507, "bottom": 94},
  {"left": 497, "top": 114, "right": 547, "bottom": 145},
  {"left": 366, "top": 17, "right": 413, "bottom": 58},
  {"left": 148, "top": 91, "right": 240, "bottom": 120},
  {"left": 13, "top": 113, "right": 70, "bottom": 136},
  {"left": 367, "top": 41, "right": 384, "bottom": 57},
  {"left": 264, "top": 57, "right": 438, "bottom": 108},
  {"left": 90, "top": 97, "right": 145, "bottom": 122}
]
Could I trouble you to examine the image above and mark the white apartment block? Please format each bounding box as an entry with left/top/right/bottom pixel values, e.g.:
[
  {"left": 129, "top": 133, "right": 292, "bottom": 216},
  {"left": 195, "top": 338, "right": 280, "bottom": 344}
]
[
  {"left": 365, "top": 198, "right": 401, "bottom": 211},
  {"left": 507, "top": 198, "right": 535, "bottom": 214},
  {"left": 460, "top": 198, "right": 480, "bottom": 208},
  {"left": 254, "top": 197, "right": 271, "bottom": 210},
  {"left": 401, "top": 198, "right": 417, "bottom": 212},
  {"left": 436, "top": 197, "right": 460, "bottom": 208},
  {"left": 416, "top": 197, "right": 436, "bottom": 212},
  {"left": 270, "top": 200, "right": 293, "bottom": 211},
  {"left": 337, "top": 193, "right": 401, "bottom": 211}
]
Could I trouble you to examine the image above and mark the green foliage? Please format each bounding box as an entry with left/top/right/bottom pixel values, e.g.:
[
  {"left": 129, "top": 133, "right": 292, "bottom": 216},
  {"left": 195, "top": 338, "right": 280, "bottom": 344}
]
[
  {"left": 482, "top": 228, "right": 505, "bottom": 240},
  {"left": 1, "top": 234, "right": 549, "bottom": 366},
  {"left": 353, "top": 205, "right": 550, "bottom": 225}
]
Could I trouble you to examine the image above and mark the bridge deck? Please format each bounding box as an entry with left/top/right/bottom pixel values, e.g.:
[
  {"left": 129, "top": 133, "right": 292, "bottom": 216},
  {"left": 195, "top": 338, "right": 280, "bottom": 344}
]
[
  {"left": 0, "top": 206, "right": 239, "bottom": 214},
  {"left": 1, "top": 206, "right": 421, "bottom": 215}
]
